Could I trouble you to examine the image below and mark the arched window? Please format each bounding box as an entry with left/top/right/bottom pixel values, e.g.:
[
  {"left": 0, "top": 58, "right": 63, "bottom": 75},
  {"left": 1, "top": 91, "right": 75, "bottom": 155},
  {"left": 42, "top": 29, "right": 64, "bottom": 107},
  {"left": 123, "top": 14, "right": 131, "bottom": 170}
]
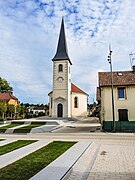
[
  {"left": 58, "top": 64, "right": 63, "bottom": 72},
  {"left": 74, "top": 97, "right": 78, "bottom": 108}
]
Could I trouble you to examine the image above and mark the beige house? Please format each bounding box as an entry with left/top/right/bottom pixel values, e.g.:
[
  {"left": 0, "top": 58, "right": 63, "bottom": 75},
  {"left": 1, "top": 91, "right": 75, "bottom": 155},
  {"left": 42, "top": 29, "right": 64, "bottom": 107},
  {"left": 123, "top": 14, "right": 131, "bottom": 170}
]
[
  {"left": 0, "top": 93, "right": 19, "bottom": 106},
  {"left": 48, "top": 19, "right": 88, "bottom": 118},
  {"left": 97, "top": 66, "right": 135, "bottom": 131}
]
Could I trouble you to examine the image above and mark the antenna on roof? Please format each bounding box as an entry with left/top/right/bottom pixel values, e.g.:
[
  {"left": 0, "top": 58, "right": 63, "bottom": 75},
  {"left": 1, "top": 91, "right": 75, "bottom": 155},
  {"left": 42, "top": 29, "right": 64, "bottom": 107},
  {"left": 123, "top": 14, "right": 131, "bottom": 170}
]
[{"left": 129, "top": 52, "right": 135, "bottom": 69}]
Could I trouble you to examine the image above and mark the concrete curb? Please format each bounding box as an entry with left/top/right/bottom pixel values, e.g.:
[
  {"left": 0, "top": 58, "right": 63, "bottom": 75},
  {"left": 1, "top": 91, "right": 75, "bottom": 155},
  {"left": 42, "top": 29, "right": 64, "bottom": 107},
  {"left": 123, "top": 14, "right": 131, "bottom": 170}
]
[
  {"left": 30, "top": 141, "right": 91, "bottom": 180},
  {"left": 0, "top": 140, "right": 51, "bottom": 169}
]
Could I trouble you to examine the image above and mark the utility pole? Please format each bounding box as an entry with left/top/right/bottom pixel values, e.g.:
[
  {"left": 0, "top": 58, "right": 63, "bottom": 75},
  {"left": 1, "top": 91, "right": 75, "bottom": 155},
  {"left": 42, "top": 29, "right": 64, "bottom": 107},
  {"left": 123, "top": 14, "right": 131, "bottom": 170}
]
[{"left": 107, "top": 45, "right": 115, "bottom": 132}]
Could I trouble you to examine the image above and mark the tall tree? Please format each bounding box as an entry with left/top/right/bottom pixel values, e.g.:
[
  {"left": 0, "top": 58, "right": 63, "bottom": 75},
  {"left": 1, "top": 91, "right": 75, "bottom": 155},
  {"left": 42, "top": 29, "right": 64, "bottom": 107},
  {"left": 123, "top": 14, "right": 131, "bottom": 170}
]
[
  {"left": 7, "top": 104, "right": 15, "bottom": 119},
  {"left": 0, "top": 77, "right": 13, "bottom": 93},
  {"left": 0, "top": 100, "right": 7, "bottom": 119}
]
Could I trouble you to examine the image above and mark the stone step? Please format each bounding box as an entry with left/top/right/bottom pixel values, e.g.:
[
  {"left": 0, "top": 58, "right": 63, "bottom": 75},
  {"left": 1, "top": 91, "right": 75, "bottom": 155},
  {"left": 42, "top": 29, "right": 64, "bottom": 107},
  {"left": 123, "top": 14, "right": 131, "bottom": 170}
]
[
  {"left": 30, "top": 141, "right": 91, "bottom": 180},
  {"left": 0, "top": 140, "right": 51, "bottom": 169},
  {"left": 0, "top": 139, "right": 18, "bottom": 147},
  {"left": 64, "top": 142, "right": 100, "bottom": 180}
]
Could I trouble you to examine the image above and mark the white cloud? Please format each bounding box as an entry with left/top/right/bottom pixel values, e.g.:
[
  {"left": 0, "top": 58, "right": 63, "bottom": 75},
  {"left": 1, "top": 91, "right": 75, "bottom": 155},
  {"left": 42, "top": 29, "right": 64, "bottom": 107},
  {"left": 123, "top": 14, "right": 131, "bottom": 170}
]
[{"left": 0, "top": 0, "right": 135, "bottom": 104}]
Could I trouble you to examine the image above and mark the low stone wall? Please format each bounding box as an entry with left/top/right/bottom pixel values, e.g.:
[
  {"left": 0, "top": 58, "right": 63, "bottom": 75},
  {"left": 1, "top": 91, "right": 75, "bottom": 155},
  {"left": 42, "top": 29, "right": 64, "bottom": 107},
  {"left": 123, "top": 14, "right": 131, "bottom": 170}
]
[{"left": 103, "top": 121, "right": 135, "bottom": 132}]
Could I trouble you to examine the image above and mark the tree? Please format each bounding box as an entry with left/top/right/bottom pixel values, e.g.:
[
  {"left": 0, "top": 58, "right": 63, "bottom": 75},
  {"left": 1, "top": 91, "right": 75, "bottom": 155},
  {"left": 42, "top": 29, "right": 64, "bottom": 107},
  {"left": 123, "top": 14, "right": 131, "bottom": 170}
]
[
  {"left": 0, "top": 77, "right": 13, "bottom": 93},
  {"left": 0, "top": 100, "right": 7, "bottom": 119},
  {"left": 7, "top": 104, "right": 15, "bottom": 119}
]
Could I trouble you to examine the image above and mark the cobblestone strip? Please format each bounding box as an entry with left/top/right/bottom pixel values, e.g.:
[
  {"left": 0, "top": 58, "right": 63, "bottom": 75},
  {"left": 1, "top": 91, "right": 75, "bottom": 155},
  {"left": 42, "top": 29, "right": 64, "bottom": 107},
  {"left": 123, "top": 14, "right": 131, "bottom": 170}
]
[
  {"left": 65, "top": 142, "right": 100, "bottom": 180},
  {"left": 88, "top": 144, "right": 135, "bottom": 180}
]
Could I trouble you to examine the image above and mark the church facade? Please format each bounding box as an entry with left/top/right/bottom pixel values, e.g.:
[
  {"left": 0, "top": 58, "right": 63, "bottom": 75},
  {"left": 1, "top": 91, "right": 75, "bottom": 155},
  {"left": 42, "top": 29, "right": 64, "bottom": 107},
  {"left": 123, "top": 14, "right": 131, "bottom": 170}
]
[{"left": 48, "top": 19, "right": 88, "bottom": 118}]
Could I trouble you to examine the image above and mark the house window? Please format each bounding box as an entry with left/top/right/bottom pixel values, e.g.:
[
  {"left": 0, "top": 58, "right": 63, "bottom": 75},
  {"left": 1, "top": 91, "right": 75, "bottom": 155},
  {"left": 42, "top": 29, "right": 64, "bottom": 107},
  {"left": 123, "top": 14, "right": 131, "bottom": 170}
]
[
  {"left": 118, "top": 109, "right": 128, "bottom": 121},
  {"left": 58, "top": 64, "right": 63, "bottom": 72},
  {"left": 74, "top": 97, "right": 78, "bottom": 108},
  {"left": 118, "top": 87, "right": 126, "bottom": 99}
]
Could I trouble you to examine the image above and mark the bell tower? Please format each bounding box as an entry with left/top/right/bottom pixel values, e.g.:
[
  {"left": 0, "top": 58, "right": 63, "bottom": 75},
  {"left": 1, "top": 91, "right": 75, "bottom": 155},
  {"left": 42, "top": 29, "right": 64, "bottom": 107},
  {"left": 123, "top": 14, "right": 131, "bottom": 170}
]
[{"left": 52, "top": 18, "right": 72, "bottom": 118}]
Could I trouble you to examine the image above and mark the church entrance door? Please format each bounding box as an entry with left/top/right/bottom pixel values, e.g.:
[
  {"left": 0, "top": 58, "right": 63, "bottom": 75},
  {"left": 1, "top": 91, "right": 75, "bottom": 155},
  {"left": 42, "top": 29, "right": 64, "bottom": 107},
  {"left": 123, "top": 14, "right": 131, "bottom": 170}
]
[{"left": 57, "top": 103, "right": 63, "bottom": 117}]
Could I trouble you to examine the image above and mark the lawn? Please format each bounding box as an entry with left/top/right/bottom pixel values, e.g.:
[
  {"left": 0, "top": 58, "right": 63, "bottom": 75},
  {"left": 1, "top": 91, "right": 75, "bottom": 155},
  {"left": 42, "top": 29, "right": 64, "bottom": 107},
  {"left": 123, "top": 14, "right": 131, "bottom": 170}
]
[
  {"left": 14, "top": 122, "right": 46, "bottom": 133},
  {"left": 0, "top": 140, "right": 37, "bottom": 156},
  {"left": 0, "top": 122, "right": 24, "bottom": 133},
  {"left": 0, "top": 141, "right": 76, "bottom": 180}
]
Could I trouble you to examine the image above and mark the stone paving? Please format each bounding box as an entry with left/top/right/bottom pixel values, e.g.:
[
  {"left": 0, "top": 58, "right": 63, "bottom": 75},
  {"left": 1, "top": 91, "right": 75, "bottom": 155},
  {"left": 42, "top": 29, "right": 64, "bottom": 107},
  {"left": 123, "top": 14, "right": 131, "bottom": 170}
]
[
  {"left": 0, "top": 128, "right": 135, "bottom": 179},
  {"left": 87, "top": 144, "right": 135, "bottom": 180},
  {"left": 65, "top": 142, "right": 100, "bottom": 180}
]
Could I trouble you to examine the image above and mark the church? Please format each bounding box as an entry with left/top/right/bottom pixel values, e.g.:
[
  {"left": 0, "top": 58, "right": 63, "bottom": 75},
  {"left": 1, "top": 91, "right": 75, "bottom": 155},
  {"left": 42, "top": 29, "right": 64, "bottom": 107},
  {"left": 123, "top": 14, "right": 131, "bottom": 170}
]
[{"left": 48, "top": 19, "right": 88, "bottom": 118}]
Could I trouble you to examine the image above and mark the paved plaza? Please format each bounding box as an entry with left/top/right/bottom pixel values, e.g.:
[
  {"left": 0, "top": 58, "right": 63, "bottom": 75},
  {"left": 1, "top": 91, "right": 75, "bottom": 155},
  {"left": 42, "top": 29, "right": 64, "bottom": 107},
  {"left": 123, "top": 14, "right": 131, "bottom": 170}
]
[
  {"left": 1, "top": 131, "right": 135, "bottom": 180},
  {"left": 0, "top": 117, "right": 135, "bottom": 179}
]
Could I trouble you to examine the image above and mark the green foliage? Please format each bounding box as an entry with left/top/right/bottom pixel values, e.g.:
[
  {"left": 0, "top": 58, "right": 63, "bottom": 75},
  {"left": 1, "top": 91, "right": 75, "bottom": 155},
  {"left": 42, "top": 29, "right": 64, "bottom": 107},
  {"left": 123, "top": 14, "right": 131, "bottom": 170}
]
[
  {"left": 0, "top": 141, "right": 76, "bottom": 180},
  {"left": 7, "top": 104, "right": 15, "bottom": 113},
  {"left": 0, "top": 117, "right": 4, "bottom": 121},
  {"left": 14, "top": 122, "right": 46, "bottom": 133},
  {"left": 0, "top": 140, "right": 37, "bottom": 156},
  {"left": 0, "top": 122, "right": 24, "bottom": 133},
  {"left": 0, "top": 100, "right": 7, "bottom": 119},
  {"left": 0, "top": 77, "right": 13, "bottom": 93},
  {"left": 6, "top": 104, "right": 15, "bottom": 119},
  {"left": 20, "top": 104, "right": 28, "bottom": 117}
]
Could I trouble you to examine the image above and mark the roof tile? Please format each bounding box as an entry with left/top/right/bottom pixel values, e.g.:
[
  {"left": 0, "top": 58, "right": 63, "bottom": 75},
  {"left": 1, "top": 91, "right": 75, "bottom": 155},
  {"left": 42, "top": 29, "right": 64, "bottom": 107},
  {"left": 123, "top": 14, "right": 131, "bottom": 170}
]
[
  {"left": 0, "top": 93, "right": 18, "bottom": 102},
  {"left": 71, "top": 83, "right": 88, "bottom": 95},
  {"left": 99, "top": 71, "right": 135, "bottom": 87}
]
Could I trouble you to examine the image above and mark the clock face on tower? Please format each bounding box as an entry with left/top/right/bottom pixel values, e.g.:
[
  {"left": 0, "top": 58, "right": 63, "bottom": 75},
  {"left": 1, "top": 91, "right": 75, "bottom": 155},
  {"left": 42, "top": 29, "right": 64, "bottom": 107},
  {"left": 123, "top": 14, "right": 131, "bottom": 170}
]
[{"left": 58, "top": 77, "right": 63, "bottom": 83}]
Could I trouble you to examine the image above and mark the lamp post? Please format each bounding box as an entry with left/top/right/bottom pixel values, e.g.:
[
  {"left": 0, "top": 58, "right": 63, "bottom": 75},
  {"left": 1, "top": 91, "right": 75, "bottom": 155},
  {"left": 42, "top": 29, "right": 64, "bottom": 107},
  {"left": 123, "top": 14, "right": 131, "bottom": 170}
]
[{"left": 108, "top": 46, "right": 115, "bottom": 132}]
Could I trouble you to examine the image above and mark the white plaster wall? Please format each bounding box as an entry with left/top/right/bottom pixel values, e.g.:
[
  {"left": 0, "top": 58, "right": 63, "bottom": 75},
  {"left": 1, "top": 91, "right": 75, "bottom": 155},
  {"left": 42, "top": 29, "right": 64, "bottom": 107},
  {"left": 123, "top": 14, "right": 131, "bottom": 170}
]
[
  {"left": 71, "top": 92, "right": 88, "bottom": 117},
  {"left": 52, "top": 60, "right": 71, "bottom": 117},
  {"left": 48, "top": 92, "right": 53, "bottom": 116},
  {"left": 101, "top": 86, "right": 135, "bottom": 122}
]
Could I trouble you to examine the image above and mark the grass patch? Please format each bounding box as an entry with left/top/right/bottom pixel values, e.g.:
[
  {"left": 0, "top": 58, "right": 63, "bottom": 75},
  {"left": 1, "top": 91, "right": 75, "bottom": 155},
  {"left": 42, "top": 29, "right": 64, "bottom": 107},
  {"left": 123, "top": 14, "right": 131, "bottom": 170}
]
[
  {"left": 0, "top": 140, "right": 37, "bottom": 156},
  {"left": 14, "top": 122, "right": 46, "bottom": 133},
  {"left": 0, "top": 141, "right": 76, "bottom": 180},
  {"left": 0, "top": 122, "right": 24, "bottom": 133}
]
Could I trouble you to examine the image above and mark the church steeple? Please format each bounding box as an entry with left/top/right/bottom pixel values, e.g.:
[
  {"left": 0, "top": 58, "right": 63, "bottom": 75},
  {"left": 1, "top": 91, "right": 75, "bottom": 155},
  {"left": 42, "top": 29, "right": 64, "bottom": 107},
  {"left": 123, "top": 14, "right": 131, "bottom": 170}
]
[{"left": 52, "top": 18, "right": 72, "bottom": 65}]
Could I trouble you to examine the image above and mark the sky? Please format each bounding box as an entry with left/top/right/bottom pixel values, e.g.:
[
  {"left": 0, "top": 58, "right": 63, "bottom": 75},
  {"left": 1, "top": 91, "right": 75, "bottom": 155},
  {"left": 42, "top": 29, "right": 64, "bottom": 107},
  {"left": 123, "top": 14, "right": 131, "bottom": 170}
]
[{"left": 0, "top": 0, "right": 135, "bottom": 104}]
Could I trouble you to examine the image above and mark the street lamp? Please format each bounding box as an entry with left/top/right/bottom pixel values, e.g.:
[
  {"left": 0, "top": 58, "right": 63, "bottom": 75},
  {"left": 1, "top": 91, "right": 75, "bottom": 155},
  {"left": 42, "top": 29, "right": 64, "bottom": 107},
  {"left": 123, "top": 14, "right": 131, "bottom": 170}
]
[{"left": 107, "top": 45, "right": 115, "bottom": 132}]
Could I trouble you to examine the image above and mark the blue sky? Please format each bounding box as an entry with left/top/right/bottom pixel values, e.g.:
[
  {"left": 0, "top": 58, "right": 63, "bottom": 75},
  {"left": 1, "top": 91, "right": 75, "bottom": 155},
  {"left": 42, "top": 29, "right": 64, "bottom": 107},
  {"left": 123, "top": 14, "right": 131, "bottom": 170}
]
[{"left": 0, "top": 0, "right": 135, "bottom": 104}]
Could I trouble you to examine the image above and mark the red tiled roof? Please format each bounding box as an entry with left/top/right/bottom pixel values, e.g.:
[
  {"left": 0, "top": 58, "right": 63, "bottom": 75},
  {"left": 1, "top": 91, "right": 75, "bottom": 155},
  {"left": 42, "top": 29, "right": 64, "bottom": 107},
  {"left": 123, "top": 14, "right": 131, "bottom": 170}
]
[
  {"left": 71, "top": 83, "right": 88, "bottom": 95},
  {"left": 0, "top": 93, "right": 18, "bottom": 102},
  {"left": 48, "top": 84, "right": 88, "bottom": 96},
  {"left": 99, "top": 71, "right": 135, "bottom": 87}
]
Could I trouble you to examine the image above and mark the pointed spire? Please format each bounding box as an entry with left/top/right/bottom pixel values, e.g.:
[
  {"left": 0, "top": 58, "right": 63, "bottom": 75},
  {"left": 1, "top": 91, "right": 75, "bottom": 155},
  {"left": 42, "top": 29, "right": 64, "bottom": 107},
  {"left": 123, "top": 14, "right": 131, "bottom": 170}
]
[{"left": 52, "top": 18, "right": 72, "bottom": 65}]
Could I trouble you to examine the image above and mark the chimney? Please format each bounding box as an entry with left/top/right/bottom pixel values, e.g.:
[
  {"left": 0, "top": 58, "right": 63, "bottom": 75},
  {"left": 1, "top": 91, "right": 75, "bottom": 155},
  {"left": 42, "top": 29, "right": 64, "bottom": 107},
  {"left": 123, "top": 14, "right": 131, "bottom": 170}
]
[{"left": 132, "top": 65, "right": 135, "bottom": 73}]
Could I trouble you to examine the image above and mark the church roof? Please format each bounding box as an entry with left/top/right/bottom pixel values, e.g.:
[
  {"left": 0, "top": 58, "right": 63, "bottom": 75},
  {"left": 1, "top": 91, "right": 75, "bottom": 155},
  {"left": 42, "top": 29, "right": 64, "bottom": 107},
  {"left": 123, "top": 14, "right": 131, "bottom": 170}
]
[
  {"left": 48, "top": 83, "right": 88, "bottom": 96},
  {"left": 52, "top": 18, "right": 72, "bottom": 65},
  {"left": 71, "top": 83, "right": 88, "bottom": 95}
]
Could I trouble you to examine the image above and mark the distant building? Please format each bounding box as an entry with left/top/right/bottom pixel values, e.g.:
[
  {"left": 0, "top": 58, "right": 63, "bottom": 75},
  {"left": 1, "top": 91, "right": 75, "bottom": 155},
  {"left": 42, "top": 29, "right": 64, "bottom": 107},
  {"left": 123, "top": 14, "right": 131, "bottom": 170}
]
[
  {"left": 97, "top": 66, "right": 135, "bottom": 131},
  {"left": 48, "top": 19, "right": 88, "bottom": 118},
  {"left": 28, "top": 106, "right": 49, "bottom": 117},
  {"left": 0, "top": 92, "right": 19, "bottom": 106}
]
